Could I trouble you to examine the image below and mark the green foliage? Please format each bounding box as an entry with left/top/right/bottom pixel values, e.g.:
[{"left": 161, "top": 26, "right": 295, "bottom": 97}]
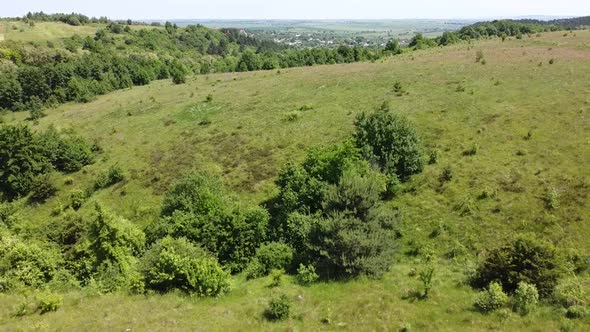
[
  {"left": 409, "top": 33, "right": 437, "bottom": 50},
  {"left": 385, "top": 39, "right": 402, "bottom": 54},
  {"left": 244, "top": 258, "right": 266, "bottom": 280},
  {"left": 475, "top": 50, "right": 485, "bottom": 63},
  {"left": 264, "top": 294, "right": 291, "bottom": 321},
  {"left": 268, "top": 269, "right": 284, "bottom": 288},
  {"left": 37, "top": 127, "right": 94, "bottom": 173},
  {"left": 0, "top": 235, "right": 61, "bottom": 289},
  {"left": 471, "top": 235, "right": 560, "bottom": 298},
  {"left": 152, "top": 171, "right": 268, "bottom": 272},
  {"left": 513, "top": 282, "right": 539, "bottom": 316},
  {"left": 36, "top": 291, "right": 63, "bottom": 314},
  {"left": 29, "top": 173, "right": 57, "bottom": 203},
  {"left": 419, "top": 265, "right": 435, "bottom": 298},
  {"left": 474, "top": 282, "right": 509, "bottom": 313},
  {"left": 254, "top": 242, "right": 294, "bottom": 275},
  {"left": 354, "top": 106, "right": 424, "bottom": 180},
  {"left": 296, "top": 263, "right": 319, "bottom": 285},
  {"left": 140, "top": 236, "right": 230, "bottom": 296},
  {"left": 93, "top": 165, "right": 125, "bottom": 190},
  {"left": 0, "top": 125, "right": 50, "bottom": 200},
  {"left": 87, "top": 204, "right": 145, "bottom": 290},
  {"left": 325, "top": 168, "right": 387, "bottom": 219},
  {"left": 565, "top": 305, "right": 588, "bottom": 319},
  {"left": 307, "top": 208, "right": 399, "bottom": 279},
  {"left": 68, "top": 189, "right": 86, "bottom": 210},
  {"left": 545, "top": 188, "right": 560, "bottom": 210}
]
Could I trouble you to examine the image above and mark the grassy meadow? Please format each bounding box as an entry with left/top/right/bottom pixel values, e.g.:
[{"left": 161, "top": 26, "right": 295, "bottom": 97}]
[{"left": 1, "top": 30, "right": 590, "bottom": 330}]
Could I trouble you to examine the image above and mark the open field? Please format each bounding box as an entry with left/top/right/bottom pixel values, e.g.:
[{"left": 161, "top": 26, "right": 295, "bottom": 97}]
[{"left": 1, "top": 27, "right": 590, "bottom": 330}]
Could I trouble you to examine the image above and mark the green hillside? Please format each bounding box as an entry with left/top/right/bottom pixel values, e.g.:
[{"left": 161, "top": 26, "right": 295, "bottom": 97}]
[{"left": 0, "top": 21, "right": 589, "bottom": 331}]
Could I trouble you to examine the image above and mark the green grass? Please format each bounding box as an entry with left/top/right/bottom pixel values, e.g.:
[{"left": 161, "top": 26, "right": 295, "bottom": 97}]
[{"left": 2, "top": 30, "right": 590, "bottom": 330}]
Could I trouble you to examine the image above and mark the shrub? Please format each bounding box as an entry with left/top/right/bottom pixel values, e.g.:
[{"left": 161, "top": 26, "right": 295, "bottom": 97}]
[
  {"left": 36, "top": 291, "right": 63, "bottom": 314},
  {"left": 93, "top": 165, "right": 125, "bottom": 190},
  {"left": 474, "top": 282, "right": 508, "bottom": 313},
  {"left": 0, "top": 235, "right": 61, "bottom": 289},
  {"left": 545, "top": 188, "right": 560, "bottom": 210},
  {"left": 513, "top": 282, "right": 539, "bottom": 316},
  {"left": 87, "top": 205, "right": 145, "bottom": 290},
  {"left": 419, "top": 265, "right": 435, "bottom": 298},
  {"left": 254, "top": 242, "right": 294, "bottom": 275},
  {"left": 471, "top": 235, "right": 560, "bottom": 298},
  {"left": 29, "top": 173, "right": 57, "bottom": 203},
  {"left": 296, "top": 264, "right": 319, "bottom": 285},
  {"left": 307, "top": 209, "right": 399, "bottom": 279},
  {"left": 171, "top": 69, "right": 186, "bottom": 84},
  {"left": 38, "top": 128, "right": 94, "bottom": 173},
  {"left": 268, "top": 269, "right": 284, "bottom": 288},
  {"left": 428, "top": 149, "right": 439, "bottom": 165},
  {"left": 553, "top": 278, "right": 589, "bottom": 308},
  {"left": 324, "top": 168, "right": 387, "bottom": 219},
  {"left": 140, "top": 237, "right": 230, "bottom": 296},
  {"left": 354, "top": 106, "right": 424, "bottom": 180},
  {"left": 244, "top": 258, "right": 266, "bottom": 280},
  {"left": 0, "top": 125, "right": 51, "bottom": 200},
  {"left": 566, "top": 305, "right": 588, "bottom": 319},
  {"left": 69, "top": 189, "right": 86, "bottom": 210},
  {"left": 265, "top": 294, "right": 291, "bottom": 321},
  {"left": 475, "top": 50, "right": 484, "bottom": 63}
]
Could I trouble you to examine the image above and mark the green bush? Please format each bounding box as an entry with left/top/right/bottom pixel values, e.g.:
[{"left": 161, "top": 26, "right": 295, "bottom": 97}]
[
  {"left": 69, "top": 189, "right": 87, "bottom": 210},
  {"left": 0, "top": 235, "right": 61, "bottom": 289},
  {"left": 0, "top": 125, "right": 51, "bottom": 200},
  {"left": 153, "top": 171, "right": 268, "bottom": 272},
  {"left": 264, "top": 294, "right": 291, "bottom": 321},
  {"left": 307, "top": 208, "right": 399, "bottom": 279},
  {"left": 296, "top": 264, "right": 319, "bottom": 285},
  {"left": 471, "top": 235, "right": 560, "bottom": 298},
  {"left": 36, "top": 291, "right": 63, "bottom": 314},
  {"left": 29, "top": 173, "right": 57, "bottom": 203},
  {"left": 37, "top": 128, "right": 94, "bottom": 173},
  {"left": 324, "top": 168, "right": 387, "bottom": 220},
  {"left": 244, "top": 258, "right": 266, "bottom": 280},
  {"left": 88, "top": 205, "right": 145, "bottom": 273},
  {"left": 93, "top": 165, "right": 125, "bottom": 190},
  {"left": 474, "top": 282, "right": 508, "bottom": 313},
  {"left": 354, "top": 106, "right": 424, "bottom": 180},
  {"left": 254, "top": 242, "right": 293, "bottom": 275},
  {"left": 140, "top": 237, "right": 230, "bottom": 296},
  {"left": 566, "top": 305, "right": 588, "bottom": 319},
  {"left": 513, "top": 282, "right": 539, "bottom": 316}
]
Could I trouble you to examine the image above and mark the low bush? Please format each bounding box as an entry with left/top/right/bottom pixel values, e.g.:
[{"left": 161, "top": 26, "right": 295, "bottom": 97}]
[
  {"left": 244, "top": 258, "right": 266, "bottom": 280},
  {"left": 296, "top": 264, "right": 319, "bottom": 285},
  {"left": 0, "top": 235, "right": 62, "bottom": 289},
  {"left": 474, "top": 282, "right": 508, "bottom": 313},
  {"left": 29, "top": 173, "right": 57, "bottom": 203},
  {"left": 36, "top": 291, "right": 63, "bottom": 314},
  {"left": 513, "top": 282, "right": 539, "bottom": 316},
  {"left": 566, "top": 305, "right": 588, "bottom": 319},
  {"left": 140, "top": 237, "right": 230, "bottom": 296},
  {"left": 264, "top": 294, "right": 291, "bottom": 321},
  {"left": 93, "top": 165, "right": 125, "bottom": 190},
  {"left": 69, "top": 189, "right": 87, "bottom": 210},
  {"left": 254, "top": 242, "right": 293, "bottom": 275},
  {"left": 471, "top": 235, "right": 560, "bottom": 298}
]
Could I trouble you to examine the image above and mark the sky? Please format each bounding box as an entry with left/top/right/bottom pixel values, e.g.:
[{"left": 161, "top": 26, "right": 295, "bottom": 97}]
[{"left": 3, "top": 0, "right": 590, "bottom": 20}]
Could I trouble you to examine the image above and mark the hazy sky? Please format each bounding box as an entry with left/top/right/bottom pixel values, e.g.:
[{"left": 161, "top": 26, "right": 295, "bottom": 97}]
[{"left": 4, "top": 0, "right": 589, "bottom": 20}]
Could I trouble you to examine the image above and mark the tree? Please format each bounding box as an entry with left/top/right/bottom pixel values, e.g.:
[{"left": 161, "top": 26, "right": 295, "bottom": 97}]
[
  {"left": 0, "top": 125, "right": 50, "bottom": 200},
  {"left": 354, "top": 105, "right": 424, "bottom": 180},
  {"left": 385, "top": 39, "right": 402, "bottom": 54},
  {"left": 0, "top": 73, "right": 23, "bottom": 110},
  {"left": 471, "top": 235, "right": 560, "bottom": 298}
]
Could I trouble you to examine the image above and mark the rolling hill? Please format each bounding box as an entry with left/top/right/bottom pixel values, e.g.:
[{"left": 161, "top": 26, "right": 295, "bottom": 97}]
[{"left": 0, "top": 22, "right": 589, "bottom": 331}]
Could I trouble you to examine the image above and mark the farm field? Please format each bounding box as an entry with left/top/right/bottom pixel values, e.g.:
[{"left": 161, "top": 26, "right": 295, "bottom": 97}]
[{"left": 1, "top": 28, "right": 589, "bottom": 331}]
